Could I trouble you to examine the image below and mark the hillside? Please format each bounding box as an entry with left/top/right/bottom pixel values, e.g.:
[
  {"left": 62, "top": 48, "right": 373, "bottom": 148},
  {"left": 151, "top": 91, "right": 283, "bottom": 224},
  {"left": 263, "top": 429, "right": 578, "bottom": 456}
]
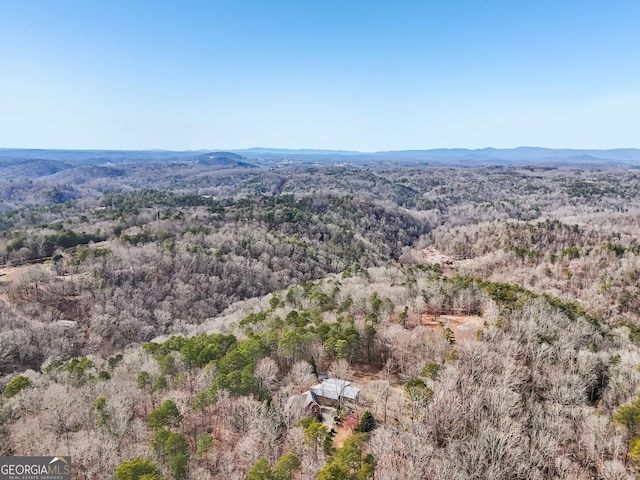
[{"left": 1, "top": 161, "right": 640, "bottom": 479}]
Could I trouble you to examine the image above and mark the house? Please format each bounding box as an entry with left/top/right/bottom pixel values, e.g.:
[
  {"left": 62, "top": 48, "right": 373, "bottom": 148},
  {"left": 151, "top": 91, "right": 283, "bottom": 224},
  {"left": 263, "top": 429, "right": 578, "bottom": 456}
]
[
  {"left": 286, "top": 390, "right": 321, "bottom": 418},
  {"left": 301, "top": 390, "right": 321, "bottom": 416},
  {"left": 311, "top": 378, "right": 360, "bottom": 403}
]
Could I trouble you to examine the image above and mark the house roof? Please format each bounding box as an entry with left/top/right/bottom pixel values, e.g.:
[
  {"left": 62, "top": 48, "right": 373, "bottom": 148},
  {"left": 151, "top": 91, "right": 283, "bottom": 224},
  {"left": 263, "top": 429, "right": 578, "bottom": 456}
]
[
  {"left": 311, "top": 378, "right": 360, "bottom": 400},
  {"left": 286, "top": 391, "right": 321, "bottom": 413},
  {"left": 302, "top": 390, "right": 320, "bottom": 406}
]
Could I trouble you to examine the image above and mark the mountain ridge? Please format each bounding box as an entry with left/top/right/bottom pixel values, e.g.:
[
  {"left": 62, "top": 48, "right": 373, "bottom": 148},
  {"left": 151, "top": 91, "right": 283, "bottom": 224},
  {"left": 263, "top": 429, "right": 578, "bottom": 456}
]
[{"left": 1, "top": 147, "right": 639, "bottom": 165}]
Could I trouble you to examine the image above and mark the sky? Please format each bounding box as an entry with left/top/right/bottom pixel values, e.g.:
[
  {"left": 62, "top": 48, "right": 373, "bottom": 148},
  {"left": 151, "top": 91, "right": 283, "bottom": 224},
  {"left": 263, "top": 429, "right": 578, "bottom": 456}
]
[{"left": 1, "top": 1, "right": 639, "bottom": 151}]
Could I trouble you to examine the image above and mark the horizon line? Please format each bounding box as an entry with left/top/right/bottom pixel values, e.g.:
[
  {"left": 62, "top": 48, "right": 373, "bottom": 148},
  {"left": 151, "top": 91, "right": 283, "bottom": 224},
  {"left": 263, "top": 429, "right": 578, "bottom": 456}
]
[{"left": 2, "top": 146, "right": 640, "bottom": 154}]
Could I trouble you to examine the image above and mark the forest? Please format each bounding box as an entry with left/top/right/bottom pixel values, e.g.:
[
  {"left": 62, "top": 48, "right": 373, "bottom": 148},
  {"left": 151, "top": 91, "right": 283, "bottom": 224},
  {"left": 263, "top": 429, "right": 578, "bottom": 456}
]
[{"left": 2, "top": 155, "right": 640, "bottom": 479}]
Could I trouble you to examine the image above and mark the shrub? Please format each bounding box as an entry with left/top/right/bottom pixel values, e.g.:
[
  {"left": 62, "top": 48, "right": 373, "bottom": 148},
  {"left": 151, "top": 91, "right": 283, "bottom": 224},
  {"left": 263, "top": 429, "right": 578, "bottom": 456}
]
[
  {"left": 354, "top": 411, "right": 376, "bottom": 433},
  {"left": 4, "top": 375, "right": 32, "bottom": 398},
  {"left": 115, "top": 459, "right": 165, "bottom": 480}
]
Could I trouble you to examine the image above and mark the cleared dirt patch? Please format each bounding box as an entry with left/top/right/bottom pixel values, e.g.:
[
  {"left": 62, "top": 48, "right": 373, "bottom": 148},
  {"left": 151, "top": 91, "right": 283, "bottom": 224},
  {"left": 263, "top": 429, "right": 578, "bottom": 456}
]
[
  {"left": 421, "top": 313, "right": 484, "bottom": 343},
  {"left": 351, "top": 363, "right": 383, "bottom": 382},
  {"left": 333, "top": 414, "right": 358, "bottom": 448},
  {"left": 422, "top": 246, "right": 454, "bottom": 263},
  {"left": 0, "top": 265, "right": 30, "bottom": 284},
  {"left": 421, "top": 246, "right": 458, "bottom": 271}
]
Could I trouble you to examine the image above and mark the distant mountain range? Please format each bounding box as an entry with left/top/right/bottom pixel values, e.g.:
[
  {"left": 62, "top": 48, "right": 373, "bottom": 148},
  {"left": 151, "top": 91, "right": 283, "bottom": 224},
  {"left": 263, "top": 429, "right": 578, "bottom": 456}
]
[
  {"left": 1, "top": 147, "right": 639, "bottom": 166},
  {"left": 233, "top": 146, "right": 640, "bottom": 165}
]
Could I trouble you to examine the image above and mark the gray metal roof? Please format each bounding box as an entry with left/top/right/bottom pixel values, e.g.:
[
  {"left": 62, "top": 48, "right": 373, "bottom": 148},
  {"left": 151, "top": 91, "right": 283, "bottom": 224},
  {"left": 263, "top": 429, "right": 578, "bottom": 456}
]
[{"left": 311, "top": 378, "right": 360, "bottom": 400}]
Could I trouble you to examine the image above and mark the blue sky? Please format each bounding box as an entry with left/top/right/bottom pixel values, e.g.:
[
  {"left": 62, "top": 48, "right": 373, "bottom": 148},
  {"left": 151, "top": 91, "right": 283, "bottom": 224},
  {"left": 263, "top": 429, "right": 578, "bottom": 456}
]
[{"left": 1, "top": 1, "right": 639, "bottom": 151}]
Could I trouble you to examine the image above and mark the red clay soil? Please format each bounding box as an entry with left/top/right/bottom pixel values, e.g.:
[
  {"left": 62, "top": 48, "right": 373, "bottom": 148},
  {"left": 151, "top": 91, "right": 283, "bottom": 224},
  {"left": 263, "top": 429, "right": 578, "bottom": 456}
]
[
  {"left": 402, "top": 311, "right": 484, "bottom": 343},
  {"left": 427, "top": 314, "right": 484, "bottom": 342},
  {"left": 333, "top": 414, "right": 359, "bottom": 448}
]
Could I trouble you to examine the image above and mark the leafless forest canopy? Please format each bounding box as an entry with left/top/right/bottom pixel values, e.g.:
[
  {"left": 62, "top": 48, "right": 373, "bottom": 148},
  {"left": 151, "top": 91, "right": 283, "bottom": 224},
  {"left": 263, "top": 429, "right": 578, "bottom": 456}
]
[{"left": 2, "top": 154, "right": 640, "bottom": 479}]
